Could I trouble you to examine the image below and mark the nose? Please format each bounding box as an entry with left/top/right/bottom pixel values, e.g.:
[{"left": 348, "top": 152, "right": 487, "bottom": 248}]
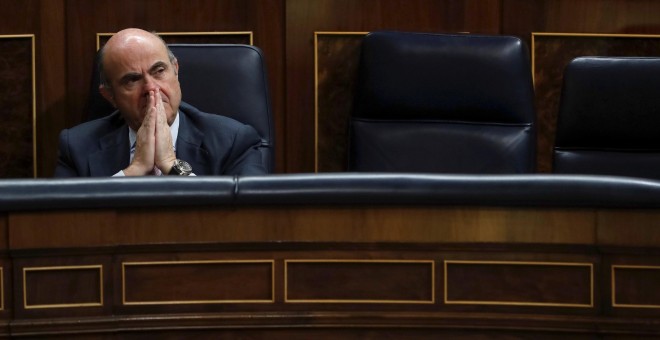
[{"left": 142, "top": 75, "right": 159, "bottom": 94}]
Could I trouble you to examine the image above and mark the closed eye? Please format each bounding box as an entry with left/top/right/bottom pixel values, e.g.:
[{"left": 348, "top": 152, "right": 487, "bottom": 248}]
[{"left": 150, "top": 62, "right": 168, "bottom": 78}]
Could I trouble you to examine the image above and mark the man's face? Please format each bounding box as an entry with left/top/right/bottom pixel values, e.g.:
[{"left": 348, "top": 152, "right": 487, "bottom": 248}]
[{"left": 100, "top": 33, "right": 181, "bottom": 130}]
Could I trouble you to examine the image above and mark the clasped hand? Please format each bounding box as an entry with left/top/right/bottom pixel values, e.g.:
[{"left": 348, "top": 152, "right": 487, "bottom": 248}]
[{"left": 123, "top": 89, "right": 176, "bottom": 176}]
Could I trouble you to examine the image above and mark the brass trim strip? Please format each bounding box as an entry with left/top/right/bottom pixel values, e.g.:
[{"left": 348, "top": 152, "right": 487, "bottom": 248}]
[
  {"left": 0, "top": 267, "right": 4, "bottom": 311},
  {"left": 444, "top": 260, "right": 593, "bottom": 308},
  {"left": 0, "top": 34, "right": 36, "bottom": 177},
  {"left": 530, "top": 32, "right": 660, "bottom": 85},
  {"left": 313, "top": 31, "right": 369, "bottom": 173},
  {"left": 285, "top": 259, "right": 435, "bottom": 304},
  {"left": 0, "top": 34, "right": 36, "bottom": 39},
  {"left": 122, "top": 260, "right": 275, "bottom": 305},
  {"left": 612, "top": 265, "right": 660, "bottom": 309},
  {"left": 23, "top": 265, "right": 103, "bottom": 309},
  {"left": 30, "top": 35, "right": 36, "bottom": 178},
  {"left": 96, "top": 31, "right": 254, "bottom": 50}
]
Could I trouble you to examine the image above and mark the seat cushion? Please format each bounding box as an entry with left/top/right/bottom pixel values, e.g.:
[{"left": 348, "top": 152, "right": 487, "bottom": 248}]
[{"left": 349, "top": 118, "right": 535, "bottom": 173}]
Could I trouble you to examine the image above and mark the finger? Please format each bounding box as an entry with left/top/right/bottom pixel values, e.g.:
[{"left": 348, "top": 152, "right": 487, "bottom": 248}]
[
  {"left": 131, "top": 106, "right": 157, "bottom": 175},
  {"left": 148, "top": 89, "right": 156, "bottom": 111},
  {"left": 145, "top": 91, "right": 157, "bottom": 129},
  {"left": 148, "top": 89, "right": 155, "bottom": 107},
  {"left": 155, "top": 88, "right": 165, "bottom": 110},
  {"left": 153, "top": 89, "right": 175, "bottom": 170},
  {"left": 154, "top": 89, "right": 165, "bottom": 123}
]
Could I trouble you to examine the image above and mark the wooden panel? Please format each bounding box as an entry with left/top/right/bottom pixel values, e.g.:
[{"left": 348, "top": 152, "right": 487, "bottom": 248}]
[
  {"left": 3, "top": 205, "right": 660, "bottom": 335},
  {"left": 8, "top": 211, "right": 117, "bottom": 249},
  {"left": 0, "top": 35, "right": 35, "bottom": 178},
  {"left": 445, "top": 260, "right": 593, "bottom": 307},
  {"left": 122, "top": 260, "right": 274, "bottom": 305},
  {"left": 0, "top": 0, "right": 39, "bottom": 33},
  {"left": 612, "top": 265, "right": 660, "bottom": 309},
  {"left": 0, "top": 0, "right": 67, "bottom": 178},
  {"left": 114, "top": 207, "right": 596, "bottom": 245},
  {"left": 503, "top": 0, "right": 660, "bottom": 43},
  {"left": 0, "top": 216, "right": 7, "bottom": 318},
  {"left": 0, "top": 268, "right": 3, "bottom": 311},
  {"left": 286, "top": 0, "right": 501, "bottom": 173},
  {"left": 0, "top": 214, "right": 7, "bottom": 250},
  {"left": 285, "top": 260, "right": 434, "bottom": 303},
  {"left": 13, "top": 256, "right": 113, "bottom": 320},
  {"left": 37, "top": 0, "right": 67, "bottom": 178},
  {"left": 23, "top": 265, "right": 103, "bottom": 309},
  {"left": 0, "top": 262, "right": 9, "bottom": 315},
  {"left": 315, "top": 32, "right": 365, "bottom": 172},
  {"left": 8, "top": 327, "right": 606, "bottom": 340},
  {"left": 597, "top": 210, "right": 660, "bottom": 247}
]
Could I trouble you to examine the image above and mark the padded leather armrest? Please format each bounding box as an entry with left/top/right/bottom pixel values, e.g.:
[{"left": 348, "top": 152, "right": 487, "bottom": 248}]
[
  {"left": 3, "top": 174, "right": 660, "bottom": 211},
  {"left": 236, "top": 173, "right": 660, "bottom": 208},
  {"left": 0, "top": 177, "right": 236, "bottom": 211}
]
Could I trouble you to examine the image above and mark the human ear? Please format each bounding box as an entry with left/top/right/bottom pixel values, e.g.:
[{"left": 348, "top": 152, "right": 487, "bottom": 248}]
[{"left": 99, "top": 84, "right": 116, "bottom": 107}]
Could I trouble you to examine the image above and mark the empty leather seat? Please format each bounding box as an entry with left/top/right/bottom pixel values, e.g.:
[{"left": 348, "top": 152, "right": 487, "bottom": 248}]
[
  {"left": 553, "top": 56, "right": 660, "bottom": 180},
  {"left": 348, "top": 31, "right": 536, "bottom": 173}
]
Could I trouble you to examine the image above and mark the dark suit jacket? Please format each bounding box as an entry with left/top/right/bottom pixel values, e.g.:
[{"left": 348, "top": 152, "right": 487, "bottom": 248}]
[{"left": 54, "top": 102, "right": 267, "bottom": 177}]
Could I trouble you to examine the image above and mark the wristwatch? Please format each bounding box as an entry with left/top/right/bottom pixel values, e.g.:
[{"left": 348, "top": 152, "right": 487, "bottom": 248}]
[{"left": 168, "top": 159, "right": 193, "bottom": 176}]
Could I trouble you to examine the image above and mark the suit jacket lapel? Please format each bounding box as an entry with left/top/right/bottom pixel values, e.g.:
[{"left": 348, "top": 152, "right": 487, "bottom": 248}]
[
  {"left": 176, "top": 110, "right": 210, "bottom": 174},
  {"left": 89, "top": 127, "right": 130, "bottom": 176}
]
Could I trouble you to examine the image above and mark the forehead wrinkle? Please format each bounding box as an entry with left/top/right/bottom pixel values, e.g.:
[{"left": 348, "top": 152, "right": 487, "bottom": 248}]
[
  {"left": 119, "top": 60, "right": 168, "bottom": 77},
  {"left": 104, "top": 42, "right": 169, "bottom": 83}
]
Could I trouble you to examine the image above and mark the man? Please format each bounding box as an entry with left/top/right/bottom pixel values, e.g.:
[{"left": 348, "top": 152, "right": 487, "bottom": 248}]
[{"left": 54, "top": 28, "right": 267, "bottom": 177}]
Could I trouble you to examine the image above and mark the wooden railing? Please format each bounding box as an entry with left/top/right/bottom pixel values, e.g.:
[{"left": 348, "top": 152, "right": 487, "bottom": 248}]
[{"left": 1, "top": 174, "right": 660, "bottom": 338}]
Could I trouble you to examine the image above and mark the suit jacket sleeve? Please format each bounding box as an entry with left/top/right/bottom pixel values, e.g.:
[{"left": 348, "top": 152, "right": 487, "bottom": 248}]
[
  {"left": 54, "top": 129, "right": 79, "bottom": 177},
  {"left": 222, "top": 123, "right": 268, "bottom": 176}
]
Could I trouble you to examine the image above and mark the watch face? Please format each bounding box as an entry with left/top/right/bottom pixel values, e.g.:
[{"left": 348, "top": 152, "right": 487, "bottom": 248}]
[
  {"left": 171, "top": 159, "right": 192, "bottom": 175},
  {"left": 177, "top": 160, "right": 192, "bottom": 172}
]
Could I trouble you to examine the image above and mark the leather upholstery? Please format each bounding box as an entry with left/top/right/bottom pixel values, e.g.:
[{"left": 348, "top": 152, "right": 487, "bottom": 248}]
[
  {"left": 235, "top": 174, "right": 660, "bottom": 208},
  {"left": 0, "top": 176, "right": 235, "bottom": 211},
  {"left": 554, "top": 57, "right": 660, "bottom": 179},
  {"left": 3, "top": 174, "right": 660, "bottom": 211},
  {"left": 86, "top": 44, "right": 274, "bottom": 172},
  {"left": 349, "top": 31, "right": 536, "bottom": 173}
]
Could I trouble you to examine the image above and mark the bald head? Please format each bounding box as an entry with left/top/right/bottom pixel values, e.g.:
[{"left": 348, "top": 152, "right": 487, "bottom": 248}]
[
  {"left": 97, "top": 28, "right": 182, "bottom": 130},
  {"left": 99, "top": 28, "right": 176, "bottom": 88}
]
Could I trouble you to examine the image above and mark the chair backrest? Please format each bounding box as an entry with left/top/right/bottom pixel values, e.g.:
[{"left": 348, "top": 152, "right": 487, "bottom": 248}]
[
  {"left": 553, "top": 57, "right": 660, "bottom": 180},
  {"left": 348, "top": 31, "right": 536, "bottom": 174},
  {"left": 86, "top": 44, "right": 274, "bottom": 173}
]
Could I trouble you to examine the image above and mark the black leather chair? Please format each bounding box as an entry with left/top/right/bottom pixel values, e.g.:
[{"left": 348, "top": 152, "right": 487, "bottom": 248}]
[
  {"left": 553, "top": 57, "right": 660, "bottom": 180},
  {"left": 86, "top": 44, "right": 274, "bottom": 173},
  {"left": 348, "top": 31, "right": 536, "bottom": 173}
]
